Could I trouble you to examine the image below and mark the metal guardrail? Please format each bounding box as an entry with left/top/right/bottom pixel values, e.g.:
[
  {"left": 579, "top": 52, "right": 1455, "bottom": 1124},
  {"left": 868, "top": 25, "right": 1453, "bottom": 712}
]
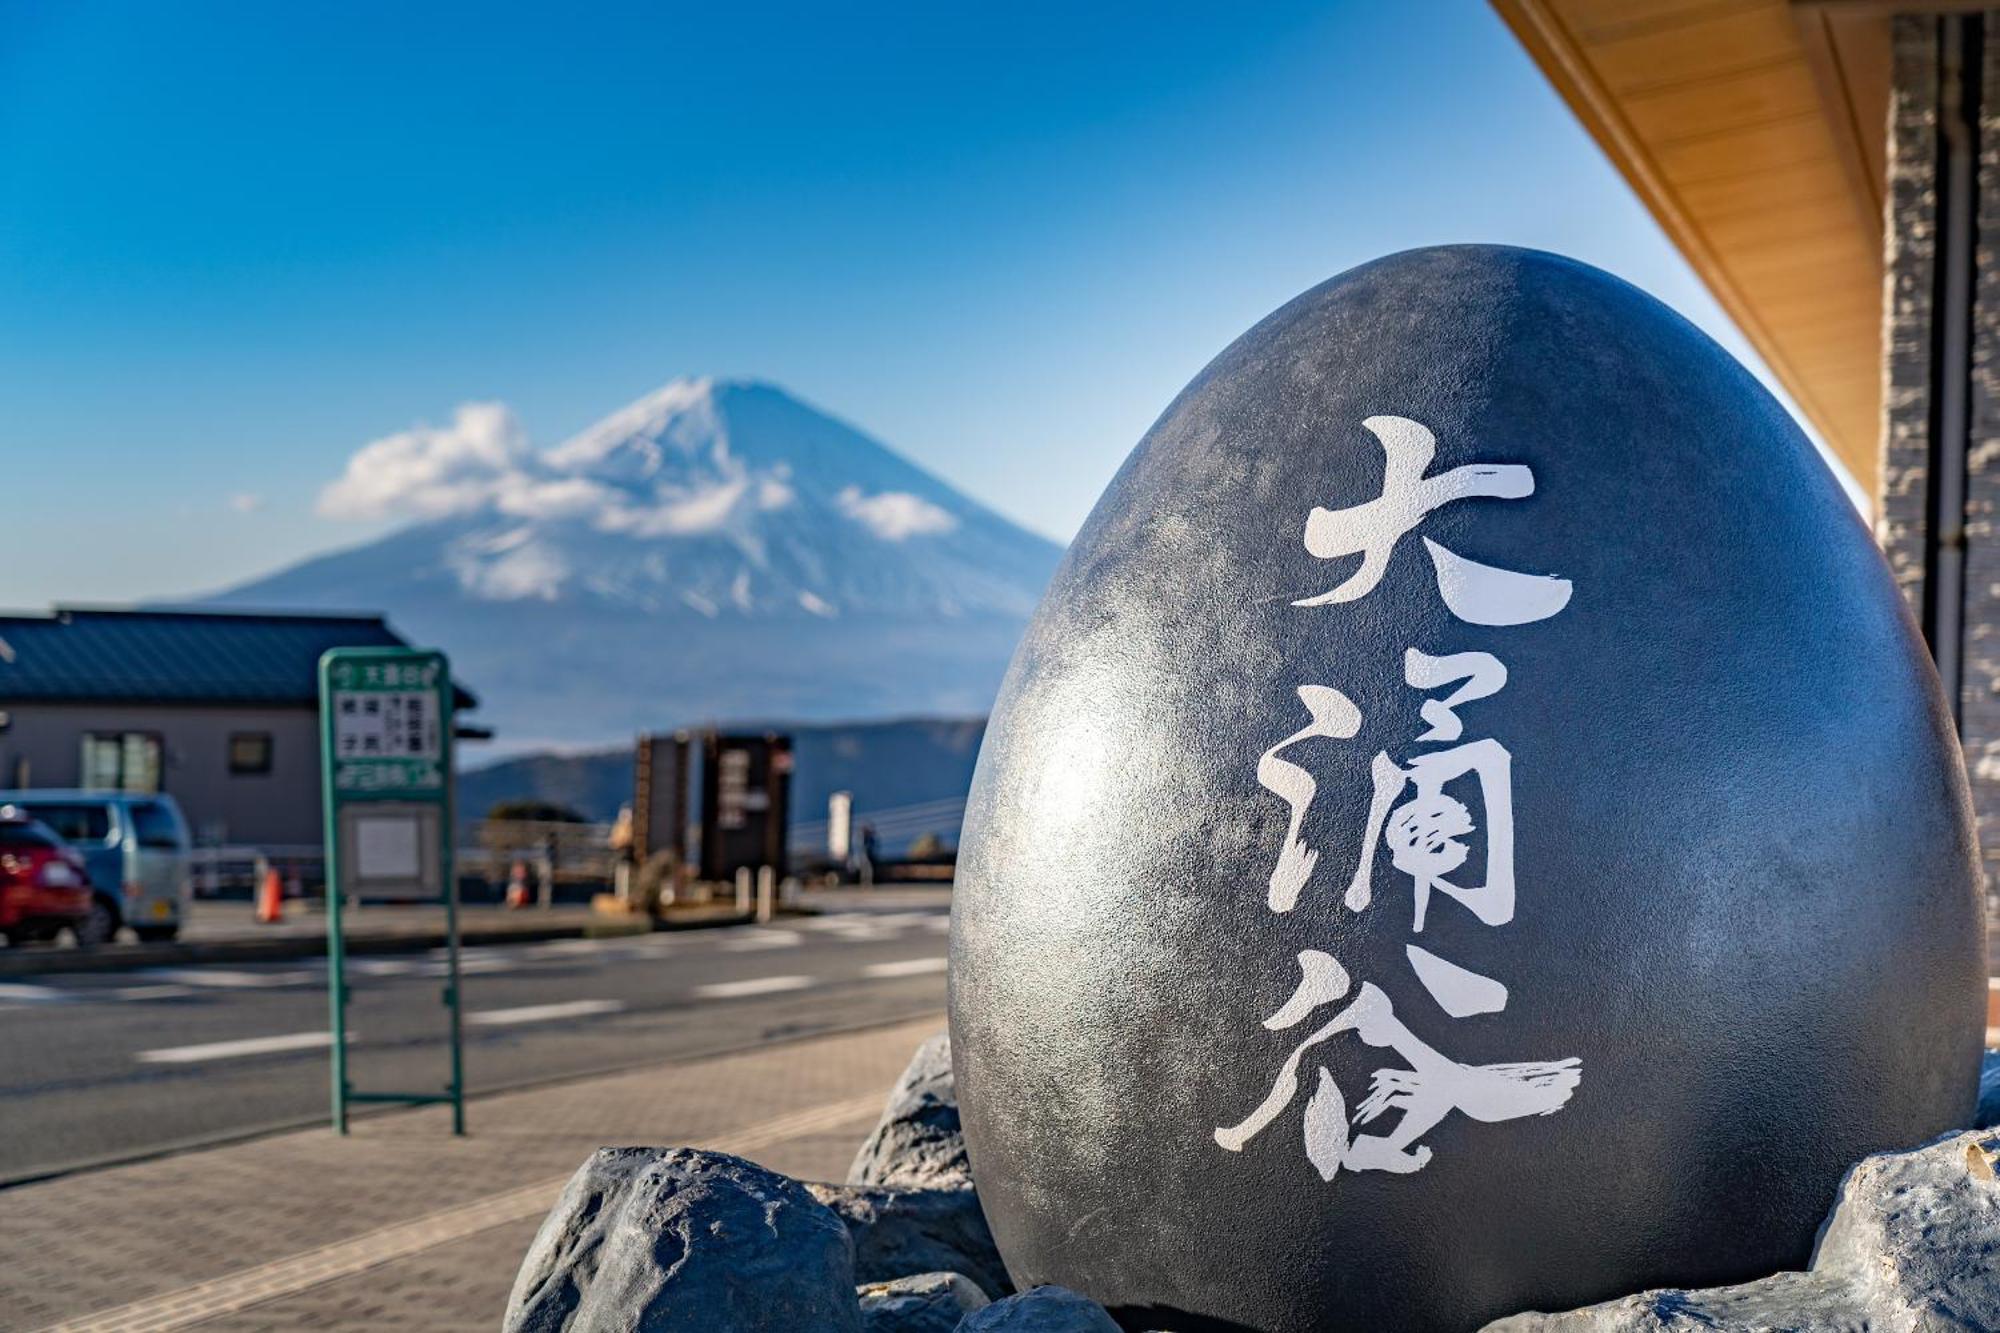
[
  {"left": 190, "top": 844, "right": 325, "bottom": 897},
  {"left": 789, "top": 795, "right": 968, "bottom": 856},
  {"left": 190, "top": 795, "right": 970, "bottom": 895},
  {"left": 459, "top": 819, "right": 618, "bottom": 884}
]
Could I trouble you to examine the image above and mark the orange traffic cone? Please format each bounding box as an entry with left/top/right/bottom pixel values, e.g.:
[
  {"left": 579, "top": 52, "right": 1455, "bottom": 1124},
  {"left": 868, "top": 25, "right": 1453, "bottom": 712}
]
[
  {"left": 504, "top": 859, "right": 532, "bottom": 910},
  {"left": 255, "top": 866, "right": 284, "bottom": 924}
]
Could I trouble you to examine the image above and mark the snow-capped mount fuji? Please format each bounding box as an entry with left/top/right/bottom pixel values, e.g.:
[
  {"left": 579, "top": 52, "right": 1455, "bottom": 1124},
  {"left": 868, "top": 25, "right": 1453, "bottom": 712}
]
[{"left": 205, "top": 379, "right": 1065, "bottom": 749}]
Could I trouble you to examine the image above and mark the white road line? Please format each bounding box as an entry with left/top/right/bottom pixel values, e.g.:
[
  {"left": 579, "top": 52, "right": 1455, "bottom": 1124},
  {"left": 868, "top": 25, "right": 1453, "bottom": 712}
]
[
  {"left": 110, "top": 984, "right": 196, "bottom": 1001},
  {"left": 721, "top": 929, "right": 804, "bottom": 951},
  {"left": 349, "top": 959, "right": 418, "bottom": 976},
  {"left": 137, "top": 968, "right": 316, "bottom": 989},
  {"left": 863, "top": 957, "right": 948, "bottom": 978},
  {"left": 694, "top": 975, "right": 813, "bottom": 999},
  {"left": 137, "top": 1030, "right": 338, "bottom": 1064},
  {"left": 813, "top": 924, "right": 897, "bottom": 942},
  {"left": 534, "top": 938, "right": 612, "bottom": 954},
  {"left": 429, "top": 946, "right": 512, "bottom": 962},
  {"left": 0, "top": 982, "right": 70, "bottom": 1004},
  {"left": 418, "top": 954, "right": 517, "bottom": 975},
  {"left": 468, "top": 999, "right": 625, "bottom": 1027}
]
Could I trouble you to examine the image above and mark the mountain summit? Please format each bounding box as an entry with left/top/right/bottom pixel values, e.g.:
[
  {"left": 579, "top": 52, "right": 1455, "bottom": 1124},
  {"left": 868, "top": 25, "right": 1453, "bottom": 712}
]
[{"left": 208, "top": 380, "right": 1063, "bottom": 748}]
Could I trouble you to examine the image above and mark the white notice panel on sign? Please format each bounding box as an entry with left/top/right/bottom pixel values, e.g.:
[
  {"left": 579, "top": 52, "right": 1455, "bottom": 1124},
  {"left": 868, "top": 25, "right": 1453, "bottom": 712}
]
[
  {"left": 354, "top": 813, "right": 422, "bottom": 880},
  {"left": 331, "top": 691, "right": 440, "bottom": 760}
]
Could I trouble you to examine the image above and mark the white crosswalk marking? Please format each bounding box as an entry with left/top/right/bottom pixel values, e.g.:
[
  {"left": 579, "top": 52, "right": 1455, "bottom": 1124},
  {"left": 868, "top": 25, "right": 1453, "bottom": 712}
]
[
  {"left": 862, "top": 957, "right": 948, "bottom": 978},
  {"left": 695, "top": 975, "right": 813, "bottom": 999},
  {"left": 137, "top": 968, "right": 315, "bottom": 989},
  {"left": 806, "top": 921, "right": 897, "bottom": 942},
  {"left": 349, "top": 959, "right": 419, "bottom": 976},
  {"left": 721, "top": 929, "right": 803, "bottom": 951},
  {"left": 469, "top": 999, "right": 625, "bottom": 1026},
  {"left": 137, "top": 1031, "right": 338, "bottom": 1064},
  {"left": 110, "top": 984, "right": 196, "bottom": 1001},
  {"left": 0, "top": 982, "right": 70, "bottom": 1005}
]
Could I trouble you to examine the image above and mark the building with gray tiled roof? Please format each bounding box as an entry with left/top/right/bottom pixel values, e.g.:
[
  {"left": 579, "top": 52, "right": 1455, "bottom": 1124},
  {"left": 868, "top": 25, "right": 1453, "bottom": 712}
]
[{"left": 0, "top": 607, "right": 478, "bottom": 848}]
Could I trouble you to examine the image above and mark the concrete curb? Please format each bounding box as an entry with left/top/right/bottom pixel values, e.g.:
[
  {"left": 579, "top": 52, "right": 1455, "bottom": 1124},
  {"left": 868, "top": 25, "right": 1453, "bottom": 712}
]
[{"left": 0, "top": 907, "right": 788, "bottom": 978}]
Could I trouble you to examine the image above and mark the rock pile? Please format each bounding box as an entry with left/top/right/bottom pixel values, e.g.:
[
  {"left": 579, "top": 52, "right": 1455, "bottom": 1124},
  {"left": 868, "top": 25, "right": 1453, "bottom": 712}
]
[
  {"left": 1488, "top": 1126, "right": 2000, "bottom": 1331},
  {"left": 847, "top": 1032, "right": 972, "bottom": 1192},
  {"left": 503, "top": 1031, "right": 1126, "bottom": 1332},
  {"left": 504, "top": 1147, "right": 863, "bottom": 1332},
  {"left": 506, "top": 1041, "right": 2000, "bottom": 1331}
]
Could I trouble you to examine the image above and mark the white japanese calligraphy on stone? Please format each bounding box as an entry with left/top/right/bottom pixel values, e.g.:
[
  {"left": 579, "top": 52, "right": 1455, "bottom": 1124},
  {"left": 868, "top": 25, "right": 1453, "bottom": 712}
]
[
  {"left": 1292, "top": 415, "right": 1533, "bottom": 608},
  {"left": 1424, "top": 538, "right": 1572, "bottom": 626},
  {"left": 1218, "top": 412, "right": 1581, "bottom": 1182},
  {"left": 1405, "top": 944, "right": 1507, "bottom": 1017},
  {"left": 1258, "top": 686, "right": 1361, "bottom": 913},
  {"left": 1404, "top": 648, "right": 1505, "bottom": 743},
  {"left": 1347, "top": 736, "right": 1515, "bottom": 932}
]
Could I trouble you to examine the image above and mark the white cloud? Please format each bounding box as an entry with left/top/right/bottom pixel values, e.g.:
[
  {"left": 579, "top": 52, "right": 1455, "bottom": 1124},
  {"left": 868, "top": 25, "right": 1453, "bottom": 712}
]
[
  {"left": 317, "top": 402, "right": 526, "bottom": 521},
  {"left": 493, "top": 474, "right": 616, "bottom": 521},
  {"left": 757, "top": 476, "right": 795, "bottom": 510},
  {"left": 598, "top": 477, "right": 751, "bottom": 537},
  {"left": 228, "top": 492, "right": 264, "bottom": 513},
  {"left": 445, "top": 528, "right": 568, "bottom": 601},
  {"left": 316, "top": 395, "right": 813, "bottom": 542},
  {"left": 836, "top": 486, "right": 958, "bottom": 541}
]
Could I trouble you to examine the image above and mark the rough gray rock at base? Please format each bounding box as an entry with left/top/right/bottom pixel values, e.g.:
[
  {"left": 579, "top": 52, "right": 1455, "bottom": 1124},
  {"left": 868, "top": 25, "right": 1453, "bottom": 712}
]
[
  {"left": 503, "top": 1147, "right": 862, "bottom": 1333},
  {"left": 1977, "top": 1051, "right": 2000, "bottom": 1130},
  {"left": 858, "top": 1271, "right": 990, "bottom": 1332},
  {"left": 849, "top": 1031, "right": 974, "bottom": 1191},
  {"left": 1483, "top": 1128, "right": 2000, "bottom": 1331},
  {"left": 955, "top": 1285, "right": 1123, "bottom": 1331},
  {"left": 808, "top": 1181, "right": 1012, "bottom": 1302}
]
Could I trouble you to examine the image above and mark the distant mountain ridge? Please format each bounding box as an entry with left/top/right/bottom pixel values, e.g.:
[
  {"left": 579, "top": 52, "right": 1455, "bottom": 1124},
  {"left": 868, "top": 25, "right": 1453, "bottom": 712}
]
[{"left": 206, "top": 379, "right": 1063, "bottom": 748}]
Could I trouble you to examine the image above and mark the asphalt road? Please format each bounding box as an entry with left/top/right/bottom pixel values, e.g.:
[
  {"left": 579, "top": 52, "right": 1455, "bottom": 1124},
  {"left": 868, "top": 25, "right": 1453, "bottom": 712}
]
[{"left": 0, "top": 902, "right": 950, "bottom": 1184}]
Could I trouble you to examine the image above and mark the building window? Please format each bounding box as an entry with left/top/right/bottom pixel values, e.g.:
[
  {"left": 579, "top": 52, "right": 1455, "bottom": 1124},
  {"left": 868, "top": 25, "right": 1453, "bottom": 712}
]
[
  {"left": 228, "top": 732, "right": 273, "bottom": 776},
  {"left": 80, "top": 732, "right": 162, "bottom": 794}
]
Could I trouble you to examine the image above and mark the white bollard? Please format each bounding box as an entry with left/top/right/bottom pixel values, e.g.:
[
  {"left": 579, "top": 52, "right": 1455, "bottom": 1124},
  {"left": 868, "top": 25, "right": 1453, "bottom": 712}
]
[
  {"left": 735, "top": 866, "right": 752, "bottom": 914},
  {"left": 756, "top": 865, "right": 775, "bottom": 923}
]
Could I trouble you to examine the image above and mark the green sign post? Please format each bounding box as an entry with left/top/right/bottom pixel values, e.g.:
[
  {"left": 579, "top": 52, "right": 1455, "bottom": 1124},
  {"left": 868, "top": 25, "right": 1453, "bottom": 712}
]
[{"left": 317, "top": 646, "right": 465, "bottom": 1135}]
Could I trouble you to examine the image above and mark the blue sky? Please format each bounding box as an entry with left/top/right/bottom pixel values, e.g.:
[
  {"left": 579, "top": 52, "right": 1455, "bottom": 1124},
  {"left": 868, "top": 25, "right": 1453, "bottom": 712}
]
[{"left": 0, "top": 0, "right": 1790, "bottom": 606}]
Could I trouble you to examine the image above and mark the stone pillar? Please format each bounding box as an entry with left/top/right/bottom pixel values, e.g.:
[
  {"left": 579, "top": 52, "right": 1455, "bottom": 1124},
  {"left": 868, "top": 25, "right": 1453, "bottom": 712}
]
[
  {"left": 1966, "top": 20, "right": 2000, "bottom": 889},
  {"left": 1881, "top": 14, "right": 2000, "bottom": 894},
  {"left": 1878, "top": 17, "right": 1935, "bottom": 604}
]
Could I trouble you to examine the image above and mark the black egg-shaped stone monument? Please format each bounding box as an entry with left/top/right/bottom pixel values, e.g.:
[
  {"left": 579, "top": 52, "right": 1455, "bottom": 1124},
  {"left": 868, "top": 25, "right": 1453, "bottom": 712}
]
[{"left": 947, "top": 245, "right": 1985, "bottom": 1333}]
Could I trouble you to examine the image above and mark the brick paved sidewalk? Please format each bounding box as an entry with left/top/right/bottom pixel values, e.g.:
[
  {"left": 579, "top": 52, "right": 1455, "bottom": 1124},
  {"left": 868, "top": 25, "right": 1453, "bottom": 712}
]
[{"left": 0, "top": 1014, "right": 943, "bottom": 1331}]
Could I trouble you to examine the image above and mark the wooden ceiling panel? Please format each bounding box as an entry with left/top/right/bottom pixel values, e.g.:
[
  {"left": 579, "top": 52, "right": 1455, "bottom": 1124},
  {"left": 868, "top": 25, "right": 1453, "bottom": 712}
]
[
  {"left": 1554, "top": 0, "right": 1765, "bottom": 43},
  {"left": 1618, "top": 58, "right": 1821, "bottom": 142},
  {"left": 1652, "top": 113, "right": 1840, "bottom": 183},
  {"left": 1676, "top": 159, "right": 1849, "bottom": 220},
  {"left": 1702, "top": 193, "right": 1860, "bottom": 249},
  {"left": 1494, "top": 0, "right": 1890, "bottom": 501},
  {"left": 1581, "top": 7, "right": 1802, "bottom": 90}
]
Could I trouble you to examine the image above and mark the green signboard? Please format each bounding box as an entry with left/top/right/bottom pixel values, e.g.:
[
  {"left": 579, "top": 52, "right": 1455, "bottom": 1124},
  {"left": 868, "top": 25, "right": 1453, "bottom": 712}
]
[
  {"left": 326, "top": 652, "right": 448, "bottom": 796},
  {"left": 318, "top": 646, "right": 464, "bottom": 1135}
]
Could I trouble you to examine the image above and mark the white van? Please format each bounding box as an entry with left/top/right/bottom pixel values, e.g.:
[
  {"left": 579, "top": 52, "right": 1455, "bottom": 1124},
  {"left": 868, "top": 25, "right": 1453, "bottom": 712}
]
[{"left": 0, "top": 791, "right": 192, "bottom": 944}]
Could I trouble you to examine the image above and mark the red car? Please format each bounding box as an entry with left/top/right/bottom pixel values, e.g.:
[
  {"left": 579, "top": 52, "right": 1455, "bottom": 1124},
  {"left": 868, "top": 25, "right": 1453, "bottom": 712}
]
[{"left": 0, "top": 808, "right": 94, "bottom": 947}]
